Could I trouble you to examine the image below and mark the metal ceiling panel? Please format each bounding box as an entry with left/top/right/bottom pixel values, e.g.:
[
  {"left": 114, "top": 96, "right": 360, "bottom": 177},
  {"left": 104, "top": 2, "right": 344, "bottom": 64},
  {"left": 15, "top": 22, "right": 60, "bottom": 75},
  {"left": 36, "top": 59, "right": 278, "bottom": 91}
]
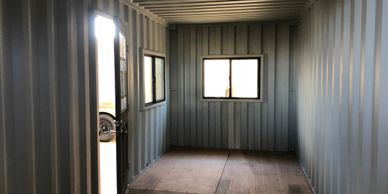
[{"left": 131, "top": 0, "right": 309, "bottom": 23}]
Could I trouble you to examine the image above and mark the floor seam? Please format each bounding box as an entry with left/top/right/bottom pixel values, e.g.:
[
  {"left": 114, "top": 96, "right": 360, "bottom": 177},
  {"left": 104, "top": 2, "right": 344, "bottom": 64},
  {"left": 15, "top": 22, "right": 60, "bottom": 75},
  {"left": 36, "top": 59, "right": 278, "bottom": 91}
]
[
  {"left": 214, "top": 151, "right": 230, "bottom": 194},
  {"left": 127, "top": 187, "right": 201, "bottom": 194}
]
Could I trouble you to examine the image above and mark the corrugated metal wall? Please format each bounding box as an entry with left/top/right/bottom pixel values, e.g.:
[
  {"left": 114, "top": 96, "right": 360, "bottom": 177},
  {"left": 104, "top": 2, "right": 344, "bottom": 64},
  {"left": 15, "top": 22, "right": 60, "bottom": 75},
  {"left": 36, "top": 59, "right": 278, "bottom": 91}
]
[
  {"left": 294, "top": 0, "right": 388, "bottom": 193},
  {"left": 0, "top": 0, "right": 102, "bottom": 193},
  {"left": 0, "top": 0, "right": 170, "bottom": 193},
  {"left": 118, "top": 1, "right": 170, "bottom": 179},
  {"left": 169, "top": 23, "right": 292, "bottom": 151}
]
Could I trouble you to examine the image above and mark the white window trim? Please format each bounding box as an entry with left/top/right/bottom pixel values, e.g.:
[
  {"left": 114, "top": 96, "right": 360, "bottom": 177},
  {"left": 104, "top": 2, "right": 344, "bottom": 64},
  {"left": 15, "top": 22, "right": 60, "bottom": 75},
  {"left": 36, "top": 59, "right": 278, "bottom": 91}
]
[
  {"left": 139, "top": 48, "right": 166, "bottom": 111},
  {"left": 200, "top": 55, "right": 264, "bottom": 103}
]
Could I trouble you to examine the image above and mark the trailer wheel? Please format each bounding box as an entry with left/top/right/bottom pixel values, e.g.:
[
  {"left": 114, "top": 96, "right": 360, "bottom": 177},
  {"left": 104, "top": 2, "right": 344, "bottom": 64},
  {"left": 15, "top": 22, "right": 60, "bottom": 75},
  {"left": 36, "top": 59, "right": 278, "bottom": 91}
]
[{"left": 99, "top": 114, "right": 115, "bottom": 142}]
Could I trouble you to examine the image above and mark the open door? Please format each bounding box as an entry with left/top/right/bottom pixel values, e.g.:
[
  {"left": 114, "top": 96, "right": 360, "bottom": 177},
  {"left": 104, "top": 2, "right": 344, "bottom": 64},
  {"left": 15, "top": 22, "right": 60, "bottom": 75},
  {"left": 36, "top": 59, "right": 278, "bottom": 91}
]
[{"left": 114, "top": 20, "right": 129, "bottom": 194}]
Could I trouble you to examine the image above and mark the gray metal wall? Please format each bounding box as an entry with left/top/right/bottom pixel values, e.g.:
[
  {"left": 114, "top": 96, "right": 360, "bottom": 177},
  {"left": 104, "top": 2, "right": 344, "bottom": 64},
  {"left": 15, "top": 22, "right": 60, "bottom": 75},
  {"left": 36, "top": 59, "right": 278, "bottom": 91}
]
[
  {"left": 294, "top": 0, "right": 388, "bottom": 193},
  {"left": 118, "top": 1, "right": 170, "bottom": 179},
  {"left": 0, "top": 0, "right": 104, "bottom": 193},
  {"left": 169, "top": 23, "right": 292, "bottom": 151},
  {"left": 0, "top": 0, "right": 169, "bottom": 193}
]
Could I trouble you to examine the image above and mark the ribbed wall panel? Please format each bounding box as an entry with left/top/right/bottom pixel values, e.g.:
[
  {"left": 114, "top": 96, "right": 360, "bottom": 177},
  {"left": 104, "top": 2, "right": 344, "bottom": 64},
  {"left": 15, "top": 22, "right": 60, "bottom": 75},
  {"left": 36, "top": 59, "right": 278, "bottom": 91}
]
[
  {"left": 118, "top": 1, "right": 169, "bottom": 179},
  {"left": 169, "top": 23, "right": 292, "bottom": 151},
  {"left": 0, "top": 0, "right": 169, "bottom": 193},
  {"left": 0, "top": 0, "right": 100, "bottom": 193},
  {"left": 0, "top": 1, "right": 6, "bottom": 194},
  {"left": 294, "top": 0, "right": 388, "bottom": 193}
]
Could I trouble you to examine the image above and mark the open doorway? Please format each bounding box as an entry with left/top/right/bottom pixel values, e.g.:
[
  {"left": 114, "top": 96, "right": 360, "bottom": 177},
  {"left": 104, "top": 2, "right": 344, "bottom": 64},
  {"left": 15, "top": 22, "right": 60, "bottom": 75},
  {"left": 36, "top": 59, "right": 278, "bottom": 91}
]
[
  {"left": 94, "top": 13, "right": 129, "bottom": 194},
  {"left": 95, "top": 14, "right": 117, "bottom": 194}
]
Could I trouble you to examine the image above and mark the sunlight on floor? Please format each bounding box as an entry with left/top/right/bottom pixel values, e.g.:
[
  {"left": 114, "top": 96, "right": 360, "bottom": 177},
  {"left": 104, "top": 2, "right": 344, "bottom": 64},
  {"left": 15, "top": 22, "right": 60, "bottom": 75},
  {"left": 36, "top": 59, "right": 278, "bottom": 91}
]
[{"left": 100, "top": 139, "right": 117, "bottom": 194}]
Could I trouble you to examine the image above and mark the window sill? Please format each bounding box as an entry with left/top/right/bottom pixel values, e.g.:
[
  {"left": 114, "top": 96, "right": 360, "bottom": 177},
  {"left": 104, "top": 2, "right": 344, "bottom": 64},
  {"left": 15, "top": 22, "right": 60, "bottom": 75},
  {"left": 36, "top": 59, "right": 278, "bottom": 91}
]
[
  {"left": 141, "top": 101, "right": 166, "bottom": 111},
  {"left": 200, "top": 98, "right": 263, "bottom": 103}
]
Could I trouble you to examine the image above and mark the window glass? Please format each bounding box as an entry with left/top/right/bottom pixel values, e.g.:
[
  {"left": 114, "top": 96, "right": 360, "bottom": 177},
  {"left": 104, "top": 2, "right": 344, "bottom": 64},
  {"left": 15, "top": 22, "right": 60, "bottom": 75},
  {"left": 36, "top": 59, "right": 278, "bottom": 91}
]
[
  {"left": 155, "top": 57, "right": 165, "bottom": 101},
  {"left": 143, "top": 54, "right": 166, "bottom": 107},
  {"left": 231, "top": 59, "right": 258, "bottom": 98},
  {"left": 119, "top": 33, "right": 128, "bottom": 112},
  {"left": 119, "top": 33, "right": 126, "bottom": 59},
  {"left": 203, "top": 59, "right": 230, "bottom": 98},
  {"left": 203, "top": 58, "right": 261, "bottom": 99},
  {"left": 144, "top": 56, "right": 153, "bottom": 104}
]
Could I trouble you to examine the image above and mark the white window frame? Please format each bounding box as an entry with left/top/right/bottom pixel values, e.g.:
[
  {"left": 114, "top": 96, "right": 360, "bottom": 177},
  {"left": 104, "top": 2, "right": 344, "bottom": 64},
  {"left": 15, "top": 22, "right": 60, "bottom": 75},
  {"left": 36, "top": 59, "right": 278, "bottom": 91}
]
[
  {"left": 201, "top": 55, "right": 264, "bottom": 102},
  {"left": 139, "top": 49, "right": 166, "bottom": 111}
]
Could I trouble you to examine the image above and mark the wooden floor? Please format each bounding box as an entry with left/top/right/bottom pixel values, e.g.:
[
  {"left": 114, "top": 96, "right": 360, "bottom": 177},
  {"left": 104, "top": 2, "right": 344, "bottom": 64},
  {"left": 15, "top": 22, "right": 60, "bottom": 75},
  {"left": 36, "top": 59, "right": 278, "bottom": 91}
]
[{"left": 127, "top": 148, "right": 313, "bottom": 194}]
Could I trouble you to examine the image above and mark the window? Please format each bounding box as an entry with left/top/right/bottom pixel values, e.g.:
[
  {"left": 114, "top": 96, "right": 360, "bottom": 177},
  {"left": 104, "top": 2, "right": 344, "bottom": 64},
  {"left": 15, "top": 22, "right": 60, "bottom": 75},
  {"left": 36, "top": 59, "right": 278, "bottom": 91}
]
[
  {"left": 203, "top": 57, "right": 261, "bottom": 100},
  {"left": 143, "top": 54, "right": 165, "bottom": 106}
]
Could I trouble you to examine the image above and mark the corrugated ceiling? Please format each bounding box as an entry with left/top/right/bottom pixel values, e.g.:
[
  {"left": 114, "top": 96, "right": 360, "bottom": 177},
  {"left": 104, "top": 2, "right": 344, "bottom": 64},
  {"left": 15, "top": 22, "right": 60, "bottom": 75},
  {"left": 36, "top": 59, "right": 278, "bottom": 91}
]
[{"left": 132, "top": 0, "right": 309, "bottom": 24}]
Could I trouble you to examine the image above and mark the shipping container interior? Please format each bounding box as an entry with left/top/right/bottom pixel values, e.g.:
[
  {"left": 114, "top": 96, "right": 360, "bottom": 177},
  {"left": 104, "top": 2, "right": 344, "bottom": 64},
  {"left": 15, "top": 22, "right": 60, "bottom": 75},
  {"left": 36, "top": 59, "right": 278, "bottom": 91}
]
[{"left": 1, "top": 0, "right": 388, "bottom": 194}]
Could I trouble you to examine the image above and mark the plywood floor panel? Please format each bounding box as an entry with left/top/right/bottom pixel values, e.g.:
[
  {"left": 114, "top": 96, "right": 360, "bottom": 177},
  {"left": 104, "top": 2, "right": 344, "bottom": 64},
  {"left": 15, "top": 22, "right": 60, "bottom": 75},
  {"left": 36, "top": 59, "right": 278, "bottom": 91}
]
[
  {"left": 216, "top": 151, "right": 312, "bottom": 194},
  {"left": 126, "top": 188, "right": 186, "bottom": 194},
  {"left": 127, "top": 148, "right": 313, "bottom": 194},
  {"left": 128, "top": 148, "right": 229, "bottom": 193}
]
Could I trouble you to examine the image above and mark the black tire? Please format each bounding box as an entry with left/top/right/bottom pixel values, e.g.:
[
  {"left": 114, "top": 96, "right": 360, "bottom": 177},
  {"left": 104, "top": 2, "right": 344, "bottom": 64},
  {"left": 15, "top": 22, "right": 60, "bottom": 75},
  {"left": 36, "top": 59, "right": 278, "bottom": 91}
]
[{"left": 99, "top": 114, "right": 115, "bottom": 142}]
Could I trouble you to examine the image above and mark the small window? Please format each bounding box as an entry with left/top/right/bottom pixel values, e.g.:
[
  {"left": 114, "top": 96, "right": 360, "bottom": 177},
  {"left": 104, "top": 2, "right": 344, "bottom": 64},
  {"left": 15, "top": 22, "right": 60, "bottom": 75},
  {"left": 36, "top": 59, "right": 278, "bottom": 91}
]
[
  {"left": 203, "top": 57, "right": 261, "bottom": 100},
  {"left": 143, "top": 54, "right": 165, "bottom": 106}
]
